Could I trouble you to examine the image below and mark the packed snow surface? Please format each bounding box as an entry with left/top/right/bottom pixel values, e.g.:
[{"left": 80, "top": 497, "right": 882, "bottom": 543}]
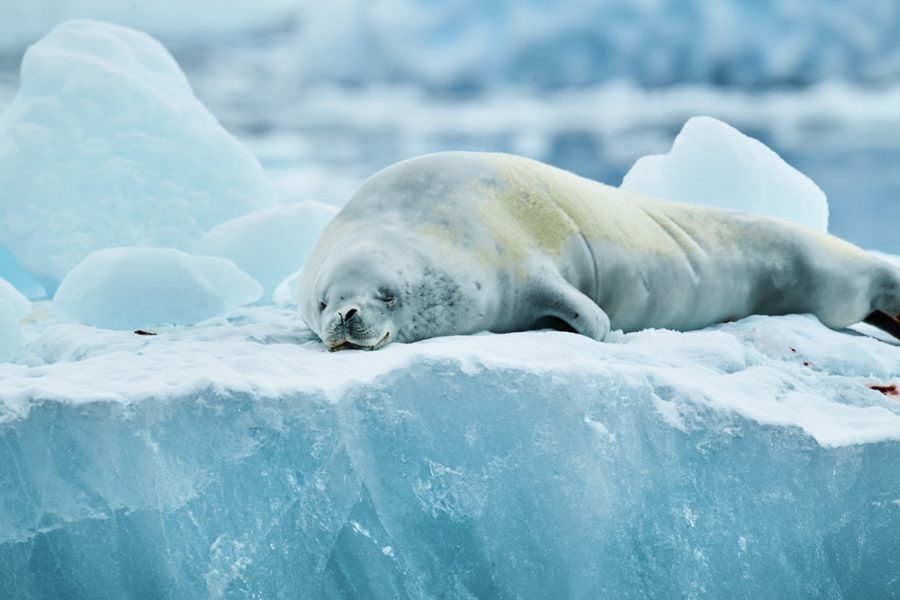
[
  {"left": 0, "top": 306, "right": 898, "bottom": 597},
  {"left": 621, "top": 116, "right": 829, "bottom": 231},
  {"left": 53, "top": 247, "right": 262, "bottom": 330},
  {"left": 197, "top": 202, "right": 338, "bottom": 299},
  {"left": 0, "top": 20, "right": 275, "bottom": 292}
]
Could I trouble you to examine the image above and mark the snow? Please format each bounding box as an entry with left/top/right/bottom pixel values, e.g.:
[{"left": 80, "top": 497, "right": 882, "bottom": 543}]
[
  {"left": 0, "top": 306, "right": 899, "bottom": 596},
  {"left": 621, "top": 116, "right": 829, "bottom": 231},
  {"left": 0, "top": 20, "right": 275, "bottom": 292},
  {"left": 0, "top": 277, "right": 30, "bottom": 318},
  {"left": 53, "top": 247, "right": 263, "bottom": 330},
  {"left": 197, "top": 202, "right": 338, "bottom": 299}
]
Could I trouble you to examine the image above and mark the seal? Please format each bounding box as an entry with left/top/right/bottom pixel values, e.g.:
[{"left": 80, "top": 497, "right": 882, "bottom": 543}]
[{"left": 299, "top": 152, "right": 900, "bottom": 350}]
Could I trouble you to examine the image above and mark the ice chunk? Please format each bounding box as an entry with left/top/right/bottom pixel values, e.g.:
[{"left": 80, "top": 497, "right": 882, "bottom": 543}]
[
  {"left": 0, "top": 278, "right": 30, "bottom": 319},
  {"left": 0, "top": 300, "right": 26, "bottom": 363},
  {"left": 53, "top": 247, "right": 262, "bottom": 329},
  {"left": 621, "top": 116, "right": 829, "bottom": 232},
  {"left": 0, "top": 20, "right": 275, "bottom": 292},
  {"left": 197, "top": 202, "right": 337, "bottom": 299},
  {"left": 0, "top": 307, "right": 899, "bottom": 597},
  {"left": 0, "top": 248, "right": 46, "bottom": 300}
]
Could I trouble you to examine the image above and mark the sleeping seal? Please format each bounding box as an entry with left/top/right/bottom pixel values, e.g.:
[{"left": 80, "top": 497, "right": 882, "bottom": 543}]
[{"left": 298, "top": 152, "right": 900, "bottom": 350}]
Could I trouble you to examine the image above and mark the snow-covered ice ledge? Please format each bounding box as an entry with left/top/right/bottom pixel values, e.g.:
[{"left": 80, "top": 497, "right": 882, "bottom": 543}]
[{"left": 1, "top": 306, "right": 899, "bottom": 597}]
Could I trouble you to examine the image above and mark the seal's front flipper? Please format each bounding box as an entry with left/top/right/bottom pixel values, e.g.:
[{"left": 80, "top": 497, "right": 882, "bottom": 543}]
[
  {"left": 863, "top": 310, "right": 900, "bottom": 341},
  {"left": 530, "top": 276, "right": 610, "bottom": 341}
]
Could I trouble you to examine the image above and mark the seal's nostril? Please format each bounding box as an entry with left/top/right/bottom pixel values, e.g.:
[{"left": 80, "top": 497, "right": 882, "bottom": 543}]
[{"left": 344, "top": 308, "right": 358, "bottom": 322}]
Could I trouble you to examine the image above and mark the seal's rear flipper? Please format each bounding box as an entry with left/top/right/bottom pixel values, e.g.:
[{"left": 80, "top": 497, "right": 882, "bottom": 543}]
[{"left": 863, "top": 310, "right": 900, "bottom": 340}]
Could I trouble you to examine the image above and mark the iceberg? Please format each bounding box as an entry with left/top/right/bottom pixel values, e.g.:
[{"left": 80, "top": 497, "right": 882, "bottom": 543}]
[
  {"left": 621, "top": 116, "right": 829, "bottom": 231},
  {"left": 197, "top": 202, "right": 338, "bottom": 299},
  {"left": 0, "top": 20, "right": 275, "bottom": 292},
  {"left": 53, "top": 247, "right": 263, "bottom": 330},
  {"left": 0, "top": 306, "right": 899, "bottom": 597}
]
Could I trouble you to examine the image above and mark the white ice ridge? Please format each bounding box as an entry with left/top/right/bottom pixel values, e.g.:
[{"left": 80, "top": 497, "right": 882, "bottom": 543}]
[
  {"left": 53, "top": 247, "right": 262, "bottom": 330},
  {"left": 621, "top": 116, "right": 829, "bottom": 231},
  {"left": 0, "top": 20, "right": 275, "bottom": 291},
  {"left": 1, "top": 306, "right": 898, "bottom": 447},
  {"left": 197, "top": 202, "right": 338, "bottom": 299}
]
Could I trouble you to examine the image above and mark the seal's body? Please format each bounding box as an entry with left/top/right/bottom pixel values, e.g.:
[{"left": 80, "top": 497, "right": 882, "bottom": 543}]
[{"left": 299, "top": 152, "right": 900, "bottom": 350}]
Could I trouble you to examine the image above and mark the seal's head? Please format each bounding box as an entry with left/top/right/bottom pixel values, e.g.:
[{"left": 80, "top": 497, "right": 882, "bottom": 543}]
[
  {"left": 299, "top": 232, "right": 477, "bottom": 351},
  {"left": 302, "top": 249, "right": 402, "bottom": 351}
]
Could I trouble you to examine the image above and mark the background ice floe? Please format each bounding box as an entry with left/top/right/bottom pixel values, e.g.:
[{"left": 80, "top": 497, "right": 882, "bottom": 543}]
[{"left": 3, "top": 0, "right": 899, "bottom": 88}]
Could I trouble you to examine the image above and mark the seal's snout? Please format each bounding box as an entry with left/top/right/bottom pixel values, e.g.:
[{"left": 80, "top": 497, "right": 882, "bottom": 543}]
[{"left": 340, "top": 307, "right": 358, "bottom": 323}]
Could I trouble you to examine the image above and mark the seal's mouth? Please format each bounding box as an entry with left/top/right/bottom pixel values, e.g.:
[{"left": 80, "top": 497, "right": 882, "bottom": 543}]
[{"left": 327, "top": 331, "right": 391, "bottom": 352}]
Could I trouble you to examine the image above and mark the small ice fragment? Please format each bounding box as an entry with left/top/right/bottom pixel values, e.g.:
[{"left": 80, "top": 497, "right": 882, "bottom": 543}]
[
  {"left": 621, "top": 116, "right": 828, "bottom": 232},
  {"left": 54, "top": 247, "right": 262, "bottom": 329},
  {"left": 198, "top": 201, "right": 337, "bottom": 299}
]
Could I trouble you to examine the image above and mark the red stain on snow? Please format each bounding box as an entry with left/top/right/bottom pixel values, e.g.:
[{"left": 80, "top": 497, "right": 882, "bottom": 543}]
[{"left": 869, "top": 384, "right": 899, "bottom": 396}]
